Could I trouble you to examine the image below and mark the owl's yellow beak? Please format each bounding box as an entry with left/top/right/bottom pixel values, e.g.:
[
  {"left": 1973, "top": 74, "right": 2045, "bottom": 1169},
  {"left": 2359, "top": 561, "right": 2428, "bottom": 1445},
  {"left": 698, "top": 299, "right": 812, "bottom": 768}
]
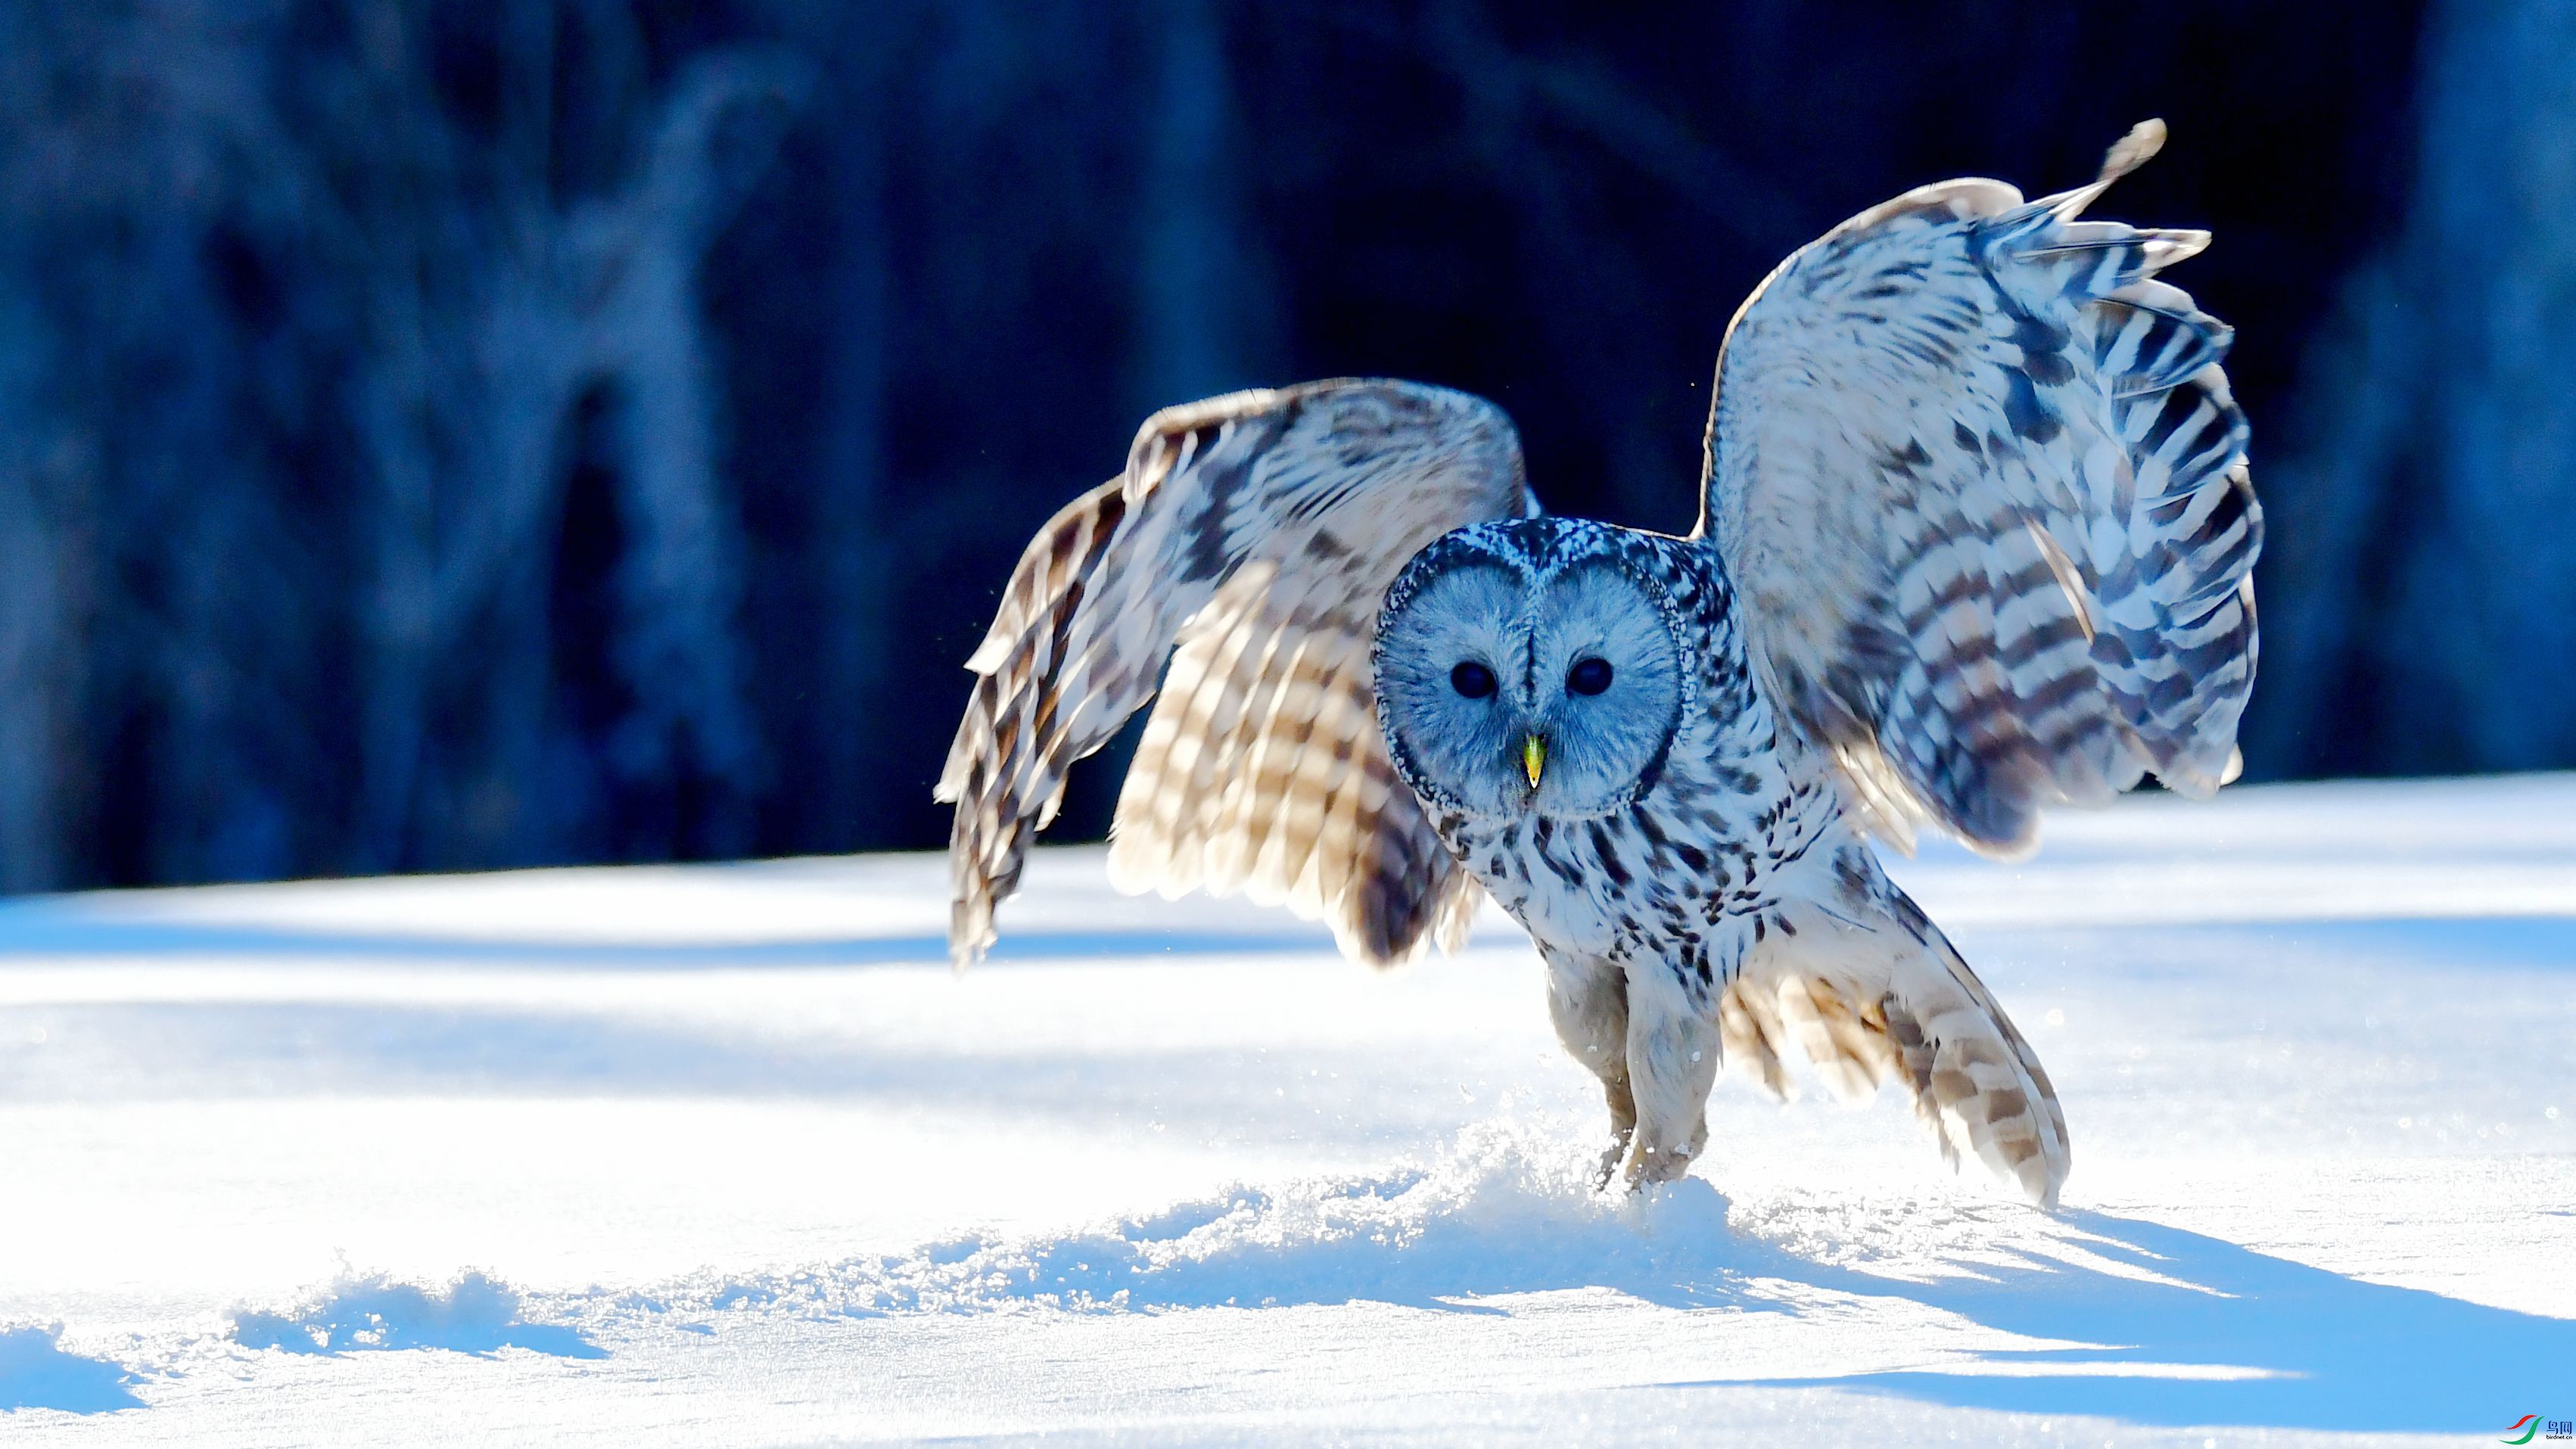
[{"left": 1523, "top": 733, "right": 1546, "bottom": 789}]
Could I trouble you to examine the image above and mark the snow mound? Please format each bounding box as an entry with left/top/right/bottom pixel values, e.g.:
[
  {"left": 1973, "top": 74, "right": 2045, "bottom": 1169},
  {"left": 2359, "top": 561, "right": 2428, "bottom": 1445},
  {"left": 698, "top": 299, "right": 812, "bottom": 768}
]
[
  {"left": 0, "top": 1323, "right": 140, "bottom": 1414},
  {"left": 232, "top": 1271, "right": 601, "bottom": 1358},
  {"left": 669, "top": 1118, "right": 1838, "bottom": 1317},
  {"left": 652, "top": 1115, "right": 2141, "bottom": 1323}
]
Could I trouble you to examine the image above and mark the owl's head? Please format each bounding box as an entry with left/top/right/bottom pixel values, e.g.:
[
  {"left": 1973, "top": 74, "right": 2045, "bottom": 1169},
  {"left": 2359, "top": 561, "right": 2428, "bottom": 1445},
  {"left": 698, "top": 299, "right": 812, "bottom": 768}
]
[{"left": 1374, "top": 518, "right": 1698, "bottom": 822}]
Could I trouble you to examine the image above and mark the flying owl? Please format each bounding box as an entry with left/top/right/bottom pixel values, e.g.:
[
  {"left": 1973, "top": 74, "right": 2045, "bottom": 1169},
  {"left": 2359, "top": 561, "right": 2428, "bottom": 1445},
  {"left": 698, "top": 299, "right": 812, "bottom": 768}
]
[{"left": 938, "top": 122, "right": 2258, "bottom": 1208}]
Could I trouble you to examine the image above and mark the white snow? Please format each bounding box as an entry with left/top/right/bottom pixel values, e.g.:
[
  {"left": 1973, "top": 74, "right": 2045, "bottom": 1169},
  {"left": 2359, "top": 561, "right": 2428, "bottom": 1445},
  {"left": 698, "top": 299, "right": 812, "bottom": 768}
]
[{"left": 1, "top": 774, "right": 2571, "bottom": 1445}]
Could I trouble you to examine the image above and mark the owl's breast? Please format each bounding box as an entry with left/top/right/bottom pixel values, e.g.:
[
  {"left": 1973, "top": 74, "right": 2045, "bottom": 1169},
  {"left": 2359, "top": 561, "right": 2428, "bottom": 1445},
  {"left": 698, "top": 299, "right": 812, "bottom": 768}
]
[
  {"left": 1442, "top": 812, "right": 1647, "bottom": 959},
  {"left": 1434, "top": 728, "right": 1834, "bottom": 968}
]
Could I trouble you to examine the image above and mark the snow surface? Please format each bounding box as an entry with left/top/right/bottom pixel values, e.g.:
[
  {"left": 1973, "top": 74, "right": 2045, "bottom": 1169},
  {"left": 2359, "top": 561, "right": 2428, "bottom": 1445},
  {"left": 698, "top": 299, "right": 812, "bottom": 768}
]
[{"left": 2, "top": 774, "right": 2571, "bottom": 1444}]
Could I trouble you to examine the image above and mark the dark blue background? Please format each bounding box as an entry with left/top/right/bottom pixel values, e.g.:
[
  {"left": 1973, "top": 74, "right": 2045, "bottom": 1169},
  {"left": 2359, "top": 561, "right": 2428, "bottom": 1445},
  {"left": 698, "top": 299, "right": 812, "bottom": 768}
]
[{"left": 5, "top": 0, "right": 2558, "bottom": 892}]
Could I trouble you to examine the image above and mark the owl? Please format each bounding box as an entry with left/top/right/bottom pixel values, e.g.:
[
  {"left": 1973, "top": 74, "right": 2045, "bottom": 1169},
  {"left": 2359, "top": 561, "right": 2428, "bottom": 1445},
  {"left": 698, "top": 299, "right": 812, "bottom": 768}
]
[{"left": 938, "top": 122, "right": 2258, "bottom": 1208}]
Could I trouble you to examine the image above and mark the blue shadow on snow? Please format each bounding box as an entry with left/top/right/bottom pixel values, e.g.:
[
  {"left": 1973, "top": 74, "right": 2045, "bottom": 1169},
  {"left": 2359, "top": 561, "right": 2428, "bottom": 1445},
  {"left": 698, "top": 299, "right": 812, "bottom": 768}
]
[
  {"left": 958, "top": 1168, "right": 2571, "bottom": 1435},
  {"left": 0, "top": 896, "right": 1327, "bottom": 966},
  {"left": 0, "top": 1326, "right": 142, "bottom": 1414},
  {"left": 1720, "top": 1193, "right": 2568, "bottom": 1435}
]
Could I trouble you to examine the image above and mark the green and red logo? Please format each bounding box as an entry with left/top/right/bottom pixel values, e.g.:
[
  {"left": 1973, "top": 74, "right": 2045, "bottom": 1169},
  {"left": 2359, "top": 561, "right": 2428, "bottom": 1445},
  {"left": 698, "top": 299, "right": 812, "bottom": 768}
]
[
  {"left": 2505, "top": 1414, "right": 2576, "bottom": 1444},
  {"left": 2506, "top": 1417, "right": 2543, "bottom": 1445}
]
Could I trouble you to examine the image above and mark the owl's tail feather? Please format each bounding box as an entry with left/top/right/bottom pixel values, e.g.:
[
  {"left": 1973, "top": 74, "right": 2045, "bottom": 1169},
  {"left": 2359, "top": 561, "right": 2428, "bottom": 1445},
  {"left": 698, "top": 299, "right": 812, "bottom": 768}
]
[{"left": 1723, "top": 872, "right": 2070, "bottom": 1208}]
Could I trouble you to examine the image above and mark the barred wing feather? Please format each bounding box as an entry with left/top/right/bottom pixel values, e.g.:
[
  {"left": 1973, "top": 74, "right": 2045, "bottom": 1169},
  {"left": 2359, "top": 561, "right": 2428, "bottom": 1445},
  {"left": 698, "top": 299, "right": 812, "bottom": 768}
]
[
  {"left": 1702, "top": 120, "right": 2260, "bottom": 854},
  {"left": 938, "top": 380, "right": 1526, "bottom": 965}
]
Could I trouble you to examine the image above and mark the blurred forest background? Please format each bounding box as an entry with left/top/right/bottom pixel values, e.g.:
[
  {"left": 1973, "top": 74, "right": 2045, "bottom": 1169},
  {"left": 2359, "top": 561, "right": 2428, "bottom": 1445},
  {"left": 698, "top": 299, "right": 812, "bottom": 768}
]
[{"left": 2, "top": 0, "right": 2571, "bottom": 893}]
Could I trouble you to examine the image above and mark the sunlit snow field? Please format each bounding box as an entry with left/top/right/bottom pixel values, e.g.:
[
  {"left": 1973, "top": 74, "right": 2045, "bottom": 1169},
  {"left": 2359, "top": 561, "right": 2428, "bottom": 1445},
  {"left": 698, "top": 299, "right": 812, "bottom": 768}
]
[{"left": 2, "top": 776, "right": 2572, "bottom": 1445}]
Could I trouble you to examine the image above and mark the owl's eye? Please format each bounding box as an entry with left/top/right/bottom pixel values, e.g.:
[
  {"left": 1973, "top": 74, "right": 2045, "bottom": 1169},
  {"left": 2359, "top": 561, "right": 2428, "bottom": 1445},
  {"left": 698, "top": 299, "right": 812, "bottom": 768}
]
[
  {"left": 1450, "top": 661, "right": 1498, "bottom": 699},
  {"left": 1566, "top": 657, "right": 1614, "bottom": 696}
]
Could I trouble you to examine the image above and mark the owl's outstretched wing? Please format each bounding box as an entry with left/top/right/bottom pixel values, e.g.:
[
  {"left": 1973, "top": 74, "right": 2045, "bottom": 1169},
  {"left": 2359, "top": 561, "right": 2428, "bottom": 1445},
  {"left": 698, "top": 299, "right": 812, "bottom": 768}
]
[
  {"left": 1701, "top": 120, "right": 2260, "bottom": 855},
  {"left": 938, "top": 379, "right": 1527, "bottom": 967}
]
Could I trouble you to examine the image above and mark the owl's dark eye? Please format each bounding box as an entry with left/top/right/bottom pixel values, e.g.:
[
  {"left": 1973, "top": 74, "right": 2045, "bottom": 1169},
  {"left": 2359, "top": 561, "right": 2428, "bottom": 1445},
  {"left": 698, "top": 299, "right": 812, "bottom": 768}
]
[
  {"left": 1566, "top": 657, "right": 1614, "bottom": 696},
  {"left": 1450, "top": 661, "right": 1498, "bottom": 699}
]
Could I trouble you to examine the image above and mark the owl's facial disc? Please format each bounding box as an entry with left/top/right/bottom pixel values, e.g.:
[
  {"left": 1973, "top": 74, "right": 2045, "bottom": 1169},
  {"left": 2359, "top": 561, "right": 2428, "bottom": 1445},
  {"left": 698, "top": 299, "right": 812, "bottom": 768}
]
[
  {"left": 1376, "top": 543, "right": 1686, "bottom": 822},
  {"left": 1520, "top": 558, "right": 1686, "bottom": 816},
  {"left": 1374, "top": 560, "right": 1531, "bottom": 819}
]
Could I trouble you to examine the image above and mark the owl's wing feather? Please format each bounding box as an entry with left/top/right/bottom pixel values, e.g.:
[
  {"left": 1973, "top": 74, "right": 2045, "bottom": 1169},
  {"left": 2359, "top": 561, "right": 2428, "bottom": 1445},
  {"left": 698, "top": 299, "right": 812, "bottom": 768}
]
[
  {"left": 938, "top": 379, "right": 1526, "bottom": 967},
  {"left": 1730, "top": 848, "right": 2070, "bottom": 1207},
  {"left": 1703, "top": 120, "right": 2260, "bottom": 854}
]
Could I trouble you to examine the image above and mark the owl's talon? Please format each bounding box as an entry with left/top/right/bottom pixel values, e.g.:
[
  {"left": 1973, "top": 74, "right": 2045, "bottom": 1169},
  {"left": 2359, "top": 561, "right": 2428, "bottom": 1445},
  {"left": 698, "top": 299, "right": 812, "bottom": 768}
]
[
  {"left": 1593, "top": 1137, "right": 1629, "bottom": 1191},
  {"left": 1621, "top": 1142, "right": 1697, "bottom": 1189}
]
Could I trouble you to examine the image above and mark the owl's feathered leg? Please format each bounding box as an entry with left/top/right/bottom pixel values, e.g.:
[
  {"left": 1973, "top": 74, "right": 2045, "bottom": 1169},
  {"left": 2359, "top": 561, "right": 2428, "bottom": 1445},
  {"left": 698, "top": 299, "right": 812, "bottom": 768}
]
[
  {"left": 1619, "top": 956, "right": 1724, "bottom": 1186},
  {"left": 1539, "top": 945, "right": 1635, "bottom": 1186}
]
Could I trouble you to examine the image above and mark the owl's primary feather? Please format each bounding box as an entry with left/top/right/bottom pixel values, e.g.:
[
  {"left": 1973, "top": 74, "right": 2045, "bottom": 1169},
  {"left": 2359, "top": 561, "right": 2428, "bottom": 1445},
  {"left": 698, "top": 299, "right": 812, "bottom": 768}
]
[
  {"left": 936, "top": 380, "right": 1526, "bottom": 967},
  {"left": 941, "top": 123, "right": 2257, "bottom": 1210},
  {"left": 1703, "top": 119, "right": 2259, "bottom": 854}
]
